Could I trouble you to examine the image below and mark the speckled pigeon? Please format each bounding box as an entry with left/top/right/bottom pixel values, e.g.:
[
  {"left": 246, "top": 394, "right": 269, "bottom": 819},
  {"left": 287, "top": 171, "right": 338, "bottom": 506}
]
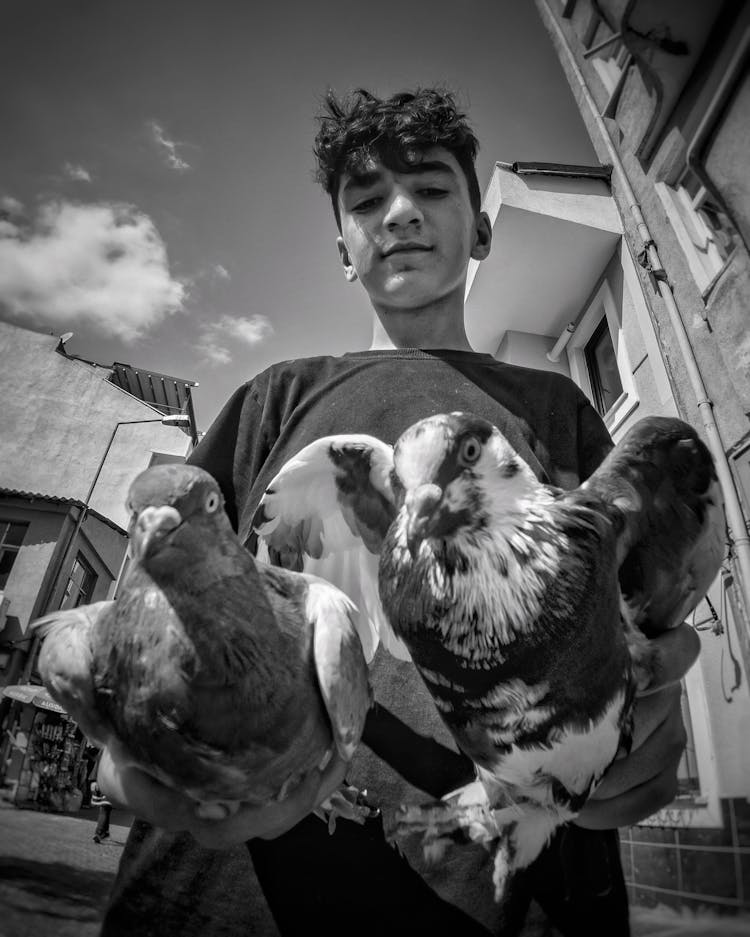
[
  {"left": 33, "top": 463, "right": 372, "bottom": 820},
  {"left": 253, "top": 414, "right": 725, "bottom": 897}
]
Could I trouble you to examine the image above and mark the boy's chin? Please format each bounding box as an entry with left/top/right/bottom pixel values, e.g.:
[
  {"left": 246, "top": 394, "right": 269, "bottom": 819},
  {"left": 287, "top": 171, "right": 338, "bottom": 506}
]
[{"left": 377, "top": 281, "right": 448, "bottom": 310}]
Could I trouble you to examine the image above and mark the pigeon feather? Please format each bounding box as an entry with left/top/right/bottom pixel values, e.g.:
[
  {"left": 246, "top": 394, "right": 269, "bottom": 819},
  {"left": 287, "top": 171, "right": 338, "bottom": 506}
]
[
  {"left": 34, "top": 463, "right": 372, "bottom": 816},
  {"left": 254, "top": 413, "right": 725, "bottom": 897}
]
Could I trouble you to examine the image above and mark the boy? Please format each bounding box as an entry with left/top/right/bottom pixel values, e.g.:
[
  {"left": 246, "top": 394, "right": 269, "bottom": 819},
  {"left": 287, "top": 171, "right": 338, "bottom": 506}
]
[{"left": 98, "top": 88, "right": 696, "bottom": 936}]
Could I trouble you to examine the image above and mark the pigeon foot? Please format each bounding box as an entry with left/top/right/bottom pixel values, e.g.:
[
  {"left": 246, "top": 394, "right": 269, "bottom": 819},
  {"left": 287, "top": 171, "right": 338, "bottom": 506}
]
[
  {"left": 389, "top": 778, "right": 566, "bottom": 902},
  {"left": 315, "top": 784, "right": 380, "bottom": 833},
  {"left": 388, "top": 778, "right": 511, "bottom": 861}
]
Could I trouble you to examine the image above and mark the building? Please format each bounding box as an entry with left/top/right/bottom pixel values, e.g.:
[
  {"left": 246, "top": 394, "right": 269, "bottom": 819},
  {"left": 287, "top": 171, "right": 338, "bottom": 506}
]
[
  {"left": 462, "top": 0, "right": 750, "bottom": 917},
  {"left": 0, "top": 320, "right": 198, "bottom": 806}
]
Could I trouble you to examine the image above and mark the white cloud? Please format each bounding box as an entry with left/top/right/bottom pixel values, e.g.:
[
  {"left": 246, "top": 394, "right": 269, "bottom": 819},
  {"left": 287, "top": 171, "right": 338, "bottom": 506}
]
[
  {"left": 0, "top": 199, "right": 186, "bottom": 341},
  {"left": 148, "top": 120, "right": 191, "bottom": 172},
  {"left": 199, "top": 314, "right": 273, "bottom": 365},
  {"left": 212, "top": 263, "right": 230, "bottom": 280},
  {"left": 63, "top": 162, "right": 92, "bottom": 183},
  {"left": 202, "top": 342, "right": 232, "bottom": 365},
  {"left": 1, "top": 195, "right": 24, "bottom": 215}
]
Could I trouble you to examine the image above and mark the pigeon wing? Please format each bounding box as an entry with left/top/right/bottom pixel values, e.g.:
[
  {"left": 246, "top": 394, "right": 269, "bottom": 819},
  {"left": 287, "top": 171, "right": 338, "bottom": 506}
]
[
  {"left": 309, "top": 577, "right": 373, "bottom": 762},
  {"left": 579, "top": 416, "right": 726, "bottom": 634},
  {"left": 32, "top": 601, "right": 115, "bottom": 744},
  {"left": 253, "top": 434, "right": 410, "bottom": 661}
]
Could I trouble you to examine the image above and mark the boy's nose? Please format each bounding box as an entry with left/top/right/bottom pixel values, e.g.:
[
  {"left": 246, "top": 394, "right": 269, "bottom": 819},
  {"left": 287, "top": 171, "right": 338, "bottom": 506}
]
[{"left": 384, "top": 191, "right": 423, "bottom": 228}]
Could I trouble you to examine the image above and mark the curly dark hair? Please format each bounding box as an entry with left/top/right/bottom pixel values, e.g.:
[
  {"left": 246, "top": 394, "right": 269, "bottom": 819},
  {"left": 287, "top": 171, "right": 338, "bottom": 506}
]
[{"left": 313, "top": 87, "right": 481, "bottom": 227}]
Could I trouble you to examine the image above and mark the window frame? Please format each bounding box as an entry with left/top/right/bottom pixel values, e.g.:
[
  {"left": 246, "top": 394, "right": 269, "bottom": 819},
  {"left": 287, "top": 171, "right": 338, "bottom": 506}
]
[
  {"left": 639, "top": 593, "right": 723, "bottom": 829},
  {"left": 59, "top": 552, "right": 97, "bottom": 611},
  {"left": 0, "top": 520, "right": 28, "bottom": 591},
  {"left": 656, "top": 170, "right": 740, "bottom": 297},
  {"left": 583, "top": 314, "right": 625, "bottom": 417},
  {"left": 590, "top": 36, "right": 629, "bottom": 95},
  {"left": 566, "top": 279, "right": 639, "bottom": 433}
]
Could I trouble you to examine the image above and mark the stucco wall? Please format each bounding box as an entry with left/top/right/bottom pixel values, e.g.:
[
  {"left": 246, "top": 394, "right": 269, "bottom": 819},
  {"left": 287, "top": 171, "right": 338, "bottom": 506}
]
[
  {"left": 537, "top": 0, "right": 750, "bottom": 915},
  {"left": 0, "top": 321, "right": 191, "bottom": 529},
  {"left": 494, "top": 330, "right": 571, "bottom": 376},
  {"left": 696, "top": 603, "right": 750, "bottom": 797},
  {"left": 0, "top": 502, "right": 65, "bottom": 637},
  {"left": 0, "top": 498, "right": 125, "bottom": 639},
  {"left": 536, "top": 0, "right": 750, "bottom": 452}
]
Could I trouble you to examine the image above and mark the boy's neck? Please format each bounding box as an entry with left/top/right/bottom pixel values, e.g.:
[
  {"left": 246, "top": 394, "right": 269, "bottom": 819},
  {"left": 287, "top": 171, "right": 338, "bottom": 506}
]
[{"left": 368, "top": 294, "right": 475, "bottom": 353}]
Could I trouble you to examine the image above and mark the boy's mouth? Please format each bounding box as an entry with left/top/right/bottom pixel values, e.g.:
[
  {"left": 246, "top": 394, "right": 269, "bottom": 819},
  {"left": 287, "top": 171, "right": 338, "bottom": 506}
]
[{"left": 382, "top": 242, "right": 432, "bottom": 257}]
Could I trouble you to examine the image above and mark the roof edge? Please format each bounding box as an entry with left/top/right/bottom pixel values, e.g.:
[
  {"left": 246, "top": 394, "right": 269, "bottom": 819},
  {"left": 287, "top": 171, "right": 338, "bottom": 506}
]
[{"left": 0, "top": 489, "right": 127, "bottom": 535}]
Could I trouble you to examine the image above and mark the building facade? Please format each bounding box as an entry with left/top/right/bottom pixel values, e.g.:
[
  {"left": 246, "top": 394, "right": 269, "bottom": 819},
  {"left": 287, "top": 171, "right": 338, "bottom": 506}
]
[
  {"left": 465, "top": 0, "right": 750, "bottom": 918},
  {"left": 0, "top": 320, "right": 198, "bottom": 807}
]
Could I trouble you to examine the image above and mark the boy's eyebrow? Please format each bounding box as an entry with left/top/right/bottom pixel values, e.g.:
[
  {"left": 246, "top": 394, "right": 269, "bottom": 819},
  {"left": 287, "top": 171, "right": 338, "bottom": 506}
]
[{"left": 341, "top": 160, "right": 458, "bottom": 194}]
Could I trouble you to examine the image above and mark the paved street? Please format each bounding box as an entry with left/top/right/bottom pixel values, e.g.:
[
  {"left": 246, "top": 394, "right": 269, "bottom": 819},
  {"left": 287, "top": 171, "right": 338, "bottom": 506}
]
[
  {"left": 0, "top": 804, "right": 133, "bottom": 937},
  {"left": 2, "top": 802, "right": 750, "bottom": 937}
]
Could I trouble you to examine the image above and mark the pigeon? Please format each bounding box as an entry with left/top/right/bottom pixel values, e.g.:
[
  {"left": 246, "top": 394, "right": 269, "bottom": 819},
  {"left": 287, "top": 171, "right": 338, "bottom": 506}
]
[
  {"left": 252, "top": 413, "right": 725, "bottom": 897},
  {"left": 33, "top": 463, "right": 372, "bottom": 821}
]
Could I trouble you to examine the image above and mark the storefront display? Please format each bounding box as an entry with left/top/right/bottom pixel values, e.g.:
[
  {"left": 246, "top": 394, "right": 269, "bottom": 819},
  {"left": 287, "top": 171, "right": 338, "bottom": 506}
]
[{"left": 1, "top": 685, "right": 90, "bottom": 811}]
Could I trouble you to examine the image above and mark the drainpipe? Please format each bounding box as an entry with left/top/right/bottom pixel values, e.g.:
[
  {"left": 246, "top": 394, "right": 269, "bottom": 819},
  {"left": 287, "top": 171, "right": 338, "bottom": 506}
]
[
  {"left": 536, "top": 0, "right": 750, "bottom": 611},
  {"left": 547, "top": 323, "right": 577, "bottom": 362}
]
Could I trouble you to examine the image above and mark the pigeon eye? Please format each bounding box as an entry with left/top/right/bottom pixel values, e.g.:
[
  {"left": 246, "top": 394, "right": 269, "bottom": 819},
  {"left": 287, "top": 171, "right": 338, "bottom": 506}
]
[
  {"left": 458, "top": 435, "right": 482, "bottom": 466},
  {"left": 204, "top": 491, "right": 220, "bottom": 513}
]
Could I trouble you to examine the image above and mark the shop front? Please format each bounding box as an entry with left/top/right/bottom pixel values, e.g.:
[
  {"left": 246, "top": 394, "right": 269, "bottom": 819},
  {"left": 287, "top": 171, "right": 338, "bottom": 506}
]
[{"left": 1, "top": 684, "right": 94, "bottom": 811}]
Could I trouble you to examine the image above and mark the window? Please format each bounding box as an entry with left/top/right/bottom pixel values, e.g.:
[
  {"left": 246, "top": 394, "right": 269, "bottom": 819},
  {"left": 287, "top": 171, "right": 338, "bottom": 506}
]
[
  {"left": 584, "top": 317, "right": 624, "bottom": 417},
  {"left": 590, "top": 36, "right": 629, "bottom": 96},
  {"left": 657, "top": 167, "right": 740, "bottom": 294},
  {"left": 0, "top": 521, "right": 28, "bottom": 590},
  {"left": 59, "top": 554, "right": 97, "bottom": 610},
  {"left": 583, "top": 11, "right": 631, "bottom": 105},
  {"left": 566, "top": 279, "right": 639, "bottom": 433},
  {"left": 149, "top": 452, "right": 185, "bottom": 469},
  {"left": 640, "top": 587, "right": 732, "bottom": 829},
  {"left": 675, "top": 684, "right": 701, "bottom": 798}
]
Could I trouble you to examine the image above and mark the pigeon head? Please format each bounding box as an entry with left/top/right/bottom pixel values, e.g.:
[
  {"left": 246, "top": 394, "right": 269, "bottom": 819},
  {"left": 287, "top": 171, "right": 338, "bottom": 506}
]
[
  {"left": 393, "top": 412, "right": 539, "bottom": 554},
  {"left": 127, "top": 464, "right": 229, "bottom": 567}
]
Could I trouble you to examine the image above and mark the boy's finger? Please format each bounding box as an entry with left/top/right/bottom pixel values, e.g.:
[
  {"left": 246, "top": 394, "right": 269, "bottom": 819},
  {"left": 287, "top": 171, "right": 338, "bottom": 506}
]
[
  {"left": 624, "top": 684, "right": 682, "bottom": 755},
  {"left": 575, "top": 762, "right": 679, "bottom": 831},
  {"left": 190, "top": 756, "right": 351, "bottom": 847},
  {"left": 590, "top": 697, "right": 685, "bottom": 800},
  {"left": 97, "top": 748, "right": 195, "bottom": 830},
  {"left": 637, "top": 623, "right": 700, "bottom": 697}
]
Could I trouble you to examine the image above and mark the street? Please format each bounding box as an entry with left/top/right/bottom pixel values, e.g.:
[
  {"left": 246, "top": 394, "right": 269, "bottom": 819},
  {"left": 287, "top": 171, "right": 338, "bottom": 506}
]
[
  {"left": 0, "top": 804, "right": 133, "bottom": 937},
  {"left": 2, "top": 800, "right": 749, "bottom": 937}
]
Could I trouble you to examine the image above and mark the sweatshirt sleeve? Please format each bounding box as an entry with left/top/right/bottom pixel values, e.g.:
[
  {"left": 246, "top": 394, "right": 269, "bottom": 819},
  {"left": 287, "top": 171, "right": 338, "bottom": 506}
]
[{"left": 577, "top": 396, "right": 614, "bottom": 481}]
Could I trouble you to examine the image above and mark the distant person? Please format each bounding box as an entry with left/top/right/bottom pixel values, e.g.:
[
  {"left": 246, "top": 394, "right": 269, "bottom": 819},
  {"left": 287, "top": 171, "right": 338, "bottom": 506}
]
[
  {"left": 79, "top": 742, "right": 100, "bottom": 808},
  {"left": 91, "top": 757, "right": 113, "bottom": 843}
]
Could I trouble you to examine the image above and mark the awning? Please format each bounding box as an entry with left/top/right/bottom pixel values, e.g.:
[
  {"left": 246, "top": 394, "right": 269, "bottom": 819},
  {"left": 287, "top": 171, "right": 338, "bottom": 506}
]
[{"left": 2, "top": 684, "right": 67, "bottom": 715}]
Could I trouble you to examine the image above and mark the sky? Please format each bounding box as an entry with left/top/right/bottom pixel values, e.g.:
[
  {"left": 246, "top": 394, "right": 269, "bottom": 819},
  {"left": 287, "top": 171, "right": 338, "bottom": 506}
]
[{"left": 1, "top": 0, "right": 597, "bottom": 431}]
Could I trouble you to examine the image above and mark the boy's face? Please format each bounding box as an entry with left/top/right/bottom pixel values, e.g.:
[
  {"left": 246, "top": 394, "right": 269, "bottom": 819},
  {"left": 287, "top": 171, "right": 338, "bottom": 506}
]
[{"left": 335, "top": 147, "right": 491, "bottom": 313}]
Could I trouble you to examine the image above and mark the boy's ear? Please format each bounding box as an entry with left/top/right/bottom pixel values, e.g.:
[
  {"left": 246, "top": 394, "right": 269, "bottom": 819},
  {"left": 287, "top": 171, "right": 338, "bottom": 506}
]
[
  {"left": 337, "top": 237, "right": 358, "bottom": 282},
  {"left": 470, "top": 211, "right": 492, "bottom": 262}
]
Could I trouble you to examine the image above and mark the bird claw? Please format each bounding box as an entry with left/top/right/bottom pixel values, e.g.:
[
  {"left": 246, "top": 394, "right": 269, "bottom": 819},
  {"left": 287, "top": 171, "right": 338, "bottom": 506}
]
[
  {"left": 388, "top": 789, "right": 505, "bottom": 858},
  {"left": 315, "top": 784, "right": 380, "bottom": 834},
  {"left": 388, "top": 778, "right": 564, "bottom": 902}
]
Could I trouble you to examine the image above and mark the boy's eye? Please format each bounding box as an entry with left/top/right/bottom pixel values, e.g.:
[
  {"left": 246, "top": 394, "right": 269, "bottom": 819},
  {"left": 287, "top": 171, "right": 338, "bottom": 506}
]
[
  {"left": 418, "top": 187, "right": 447, "bottom": 197},
  {"left": 353, "top": 196, "right": 381, "bottom": 212}
]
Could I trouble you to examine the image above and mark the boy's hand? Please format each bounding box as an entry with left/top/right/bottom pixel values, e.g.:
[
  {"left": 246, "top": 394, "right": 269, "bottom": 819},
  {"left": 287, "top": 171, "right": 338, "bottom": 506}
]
[
  {"left": 96, "top": 745, "right": 349, "bottom": 848},
  {"left": 575, "top": 622, "right": 700, "bottom": 830}
]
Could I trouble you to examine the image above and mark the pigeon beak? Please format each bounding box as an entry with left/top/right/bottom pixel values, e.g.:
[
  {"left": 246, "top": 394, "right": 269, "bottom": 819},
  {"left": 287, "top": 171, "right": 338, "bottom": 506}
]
[
  {"left": 131, "top": 505, "right": 183, "bottom": 561},
  {"left": 405, "top": 484, "right": 443, "bottom": 557}
]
